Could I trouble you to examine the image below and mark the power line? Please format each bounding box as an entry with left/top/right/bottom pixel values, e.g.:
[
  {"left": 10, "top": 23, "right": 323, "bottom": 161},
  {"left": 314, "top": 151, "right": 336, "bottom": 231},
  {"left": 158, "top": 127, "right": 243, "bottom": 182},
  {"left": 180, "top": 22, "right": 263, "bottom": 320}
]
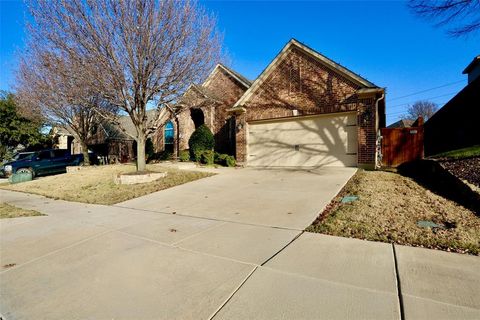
[
  {"left": 388, "top": 91, "right": 458, "bottom": 109},
  {"left": 387, "top": 101, "right": 448, "bottom": 116},
  {"left": 388, "top": 79, "right": 465, "bottom": 102}
]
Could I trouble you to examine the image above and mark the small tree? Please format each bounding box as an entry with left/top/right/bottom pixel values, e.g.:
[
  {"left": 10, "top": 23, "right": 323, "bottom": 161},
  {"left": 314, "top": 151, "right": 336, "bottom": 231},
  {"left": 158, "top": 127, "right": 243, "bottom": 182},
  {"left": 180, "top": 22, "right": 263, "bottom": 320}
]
[
  {"left": 0, "top": 91, "right": 49, "bottom": 160},
  {"left": 403, "top": 100, "right": 438, "bottom": 121},
  {"left": 409, "top": 0, "right": 480, "bottom": 37},
  {"left": 26, "top": 0, "right": 222, "bottom": 171}
]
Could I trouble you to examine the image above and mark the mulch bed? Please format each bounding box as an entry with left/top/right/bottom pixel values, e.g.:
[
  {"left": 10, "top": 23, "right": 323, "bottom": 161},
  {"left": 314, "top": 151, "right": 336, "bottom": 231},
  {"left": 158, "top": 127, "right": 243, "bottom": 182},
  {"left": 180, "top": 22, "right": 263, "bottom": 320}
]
[{"left": 439, "top": 157, "right": 480, "bottom": 188}]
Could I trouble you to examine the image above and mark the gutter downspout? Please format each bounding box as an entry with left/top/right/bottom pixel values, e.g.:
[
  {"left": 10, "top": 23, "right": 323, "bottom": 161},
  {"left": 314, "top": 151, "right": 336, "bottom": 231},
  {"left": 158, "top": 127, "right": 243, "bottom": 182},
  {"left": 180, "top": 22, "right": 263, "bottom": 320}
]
[{"left": 375, "top": 92, "right": 385, "bottom": 169}]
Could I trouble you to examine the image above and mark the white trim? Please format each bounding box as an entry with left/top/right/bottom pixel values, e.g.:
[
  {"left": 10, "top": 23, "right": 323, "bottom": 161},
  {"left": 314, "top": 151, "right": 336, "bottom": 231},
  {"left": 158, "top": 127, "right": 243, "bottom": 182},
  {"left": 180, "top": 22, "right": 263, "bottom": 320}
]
[
  {"left": 247, "top": 111, "right": 358, "bottom": 125},
  {"left": 233, "top": 39, "right": 377, "bottom": 108}
]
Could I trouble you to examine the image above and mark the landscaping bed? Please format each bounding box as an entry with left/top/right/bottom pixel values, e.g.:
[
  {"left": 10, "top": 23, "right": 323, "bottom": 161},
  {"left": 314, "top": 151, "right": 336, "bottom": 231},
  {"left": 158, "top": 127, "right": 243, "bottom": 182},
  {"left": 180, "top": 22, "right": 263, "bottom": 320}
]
[
  {"left": 307, "top": 170, "right": 480, "bottom": 255},
  {"left": 429, "top": 145, "right": 480, "bottom": 189},
  {"left": 0, "top": 164, "right": 214, "bottom": 205},
  {"left": 0, "top": 202, "right": 45, "bottom": 219},
  {"left": 438, "top": 157, "right": 480, "bottom": 189}
]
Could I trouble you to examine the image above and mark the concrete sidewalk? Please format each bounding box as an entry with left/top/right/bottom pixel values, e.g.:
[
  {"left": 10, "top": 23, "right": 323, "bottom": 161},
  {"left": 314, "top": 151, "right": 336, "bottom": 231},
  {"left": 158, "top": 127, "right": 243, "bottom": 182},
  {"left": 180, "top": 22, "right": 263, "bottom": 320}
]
[{"left": 1, "top": 186, "right": 479, "bottom": 319}]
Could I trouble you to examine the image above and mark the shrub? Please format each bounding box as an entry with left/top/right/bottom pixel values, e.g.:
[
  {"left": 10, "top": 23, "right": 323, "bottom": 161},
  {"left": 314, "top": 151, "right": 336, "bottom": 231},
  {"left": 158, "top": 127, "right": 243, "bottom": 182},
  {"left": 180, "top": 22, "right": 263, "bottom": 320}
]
[
  {"left": 213, "top": 152, "right": 236, "bottom": 167},
  {"left": 147, "top": 150, "right": 172, "bottom": 163},
  {"left": 188, "top": 125, "right": 214, "bottom": 160},
  {"left": 200, "top": 150, "right": 214, "bottom": 165},
  {"left": 225, "top": 155, "right": 236, "bottom": 167},
  {"left": 193, "top": 149, "right": 203, "bottom": 162},
  {"left": 179, "top": 150, "right": 190, "bottom": 162},
  {"left": 214, "top": 152, "right": 222, "bottom": 164}
]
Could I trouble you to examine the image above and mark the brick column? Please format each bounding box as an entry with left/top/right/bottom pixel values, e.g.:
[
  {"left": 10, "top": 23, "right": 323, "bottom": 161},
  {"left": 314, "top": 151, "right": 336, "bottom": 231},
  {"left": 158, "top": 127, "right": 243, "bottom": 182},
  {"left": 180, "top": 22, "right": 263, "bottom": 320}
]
[
  {"left": 234, "top": 112, "right": 247, "bottom": 163},
  {"left": 357, "top": 97, "right": 376, "bottom": 169}
]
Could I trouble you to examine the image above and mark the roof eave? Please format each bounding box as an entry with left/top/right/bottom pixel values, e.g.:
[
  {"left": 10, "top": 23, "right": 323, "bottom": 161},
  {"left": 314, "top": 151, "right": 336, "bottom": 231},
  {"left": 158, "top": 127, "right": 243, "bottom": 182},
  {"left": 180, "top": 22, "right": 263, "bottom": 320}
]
[
  {"left": 226, "top": 106, "right": 246, "bottom": 114},
  {"left": 462, "top": 56, "right": 480, "bottom": 74}
]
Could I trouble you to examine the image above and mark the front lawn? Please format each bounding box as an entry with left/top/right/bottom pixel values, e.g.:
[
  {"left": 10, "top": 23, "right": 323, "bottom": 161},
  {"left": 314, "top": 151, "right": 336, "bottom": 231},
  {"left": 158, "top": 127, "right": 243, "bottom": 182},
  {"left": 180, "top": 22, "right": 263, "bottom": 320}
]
[
  {"left": 0, "top": 202, "right": 45, "bottom": 219},
  {"left": 0, "top": 164, "right": 213, "bottom": 205},
  {"left": 307, "top": 170, "right": 480, "bottom": 255}
]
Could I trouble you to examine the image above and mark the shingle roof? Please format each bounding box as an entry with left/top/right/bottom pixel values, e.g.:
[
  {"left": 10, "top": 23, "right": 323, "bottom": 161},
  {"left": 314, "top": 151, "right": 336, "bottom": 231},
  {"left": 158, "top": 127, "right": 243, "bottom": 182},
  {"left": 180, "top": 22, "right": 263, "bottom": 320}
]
[
  {"left": 203, "top": 64, "right": 252, "bottom": 89},
  {"left": 100, "top": 110, "right": 159, "bottom": 140},
  {"left": 218, "top": 64, "right": 252, "bottom": 88},
  {"left": 387, "top": 119, "right": 414, "bottom": 128}
]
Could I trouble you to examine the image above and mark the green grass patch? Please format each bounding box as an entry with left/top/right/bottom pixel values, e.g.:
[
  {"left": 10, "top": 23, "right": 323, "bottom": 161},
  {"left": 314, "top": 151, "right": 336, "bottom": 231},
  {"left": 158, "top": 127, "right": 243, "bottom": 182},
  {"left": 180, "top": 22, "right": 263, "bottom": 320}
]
[{"left": 431, "top": 145, "right": 480, "bottom": 160}]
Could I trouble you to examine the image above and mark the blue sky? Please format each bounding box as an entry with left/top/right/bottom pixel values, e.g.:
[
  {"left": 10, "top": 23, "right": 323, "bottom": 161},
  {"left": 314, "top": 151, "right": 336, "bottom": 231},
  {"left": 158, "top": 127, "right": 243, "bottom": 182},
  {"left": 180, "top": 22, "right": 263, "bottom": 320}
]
[{"left": 1, "top": 0, "right": 478, "bottom": 125}]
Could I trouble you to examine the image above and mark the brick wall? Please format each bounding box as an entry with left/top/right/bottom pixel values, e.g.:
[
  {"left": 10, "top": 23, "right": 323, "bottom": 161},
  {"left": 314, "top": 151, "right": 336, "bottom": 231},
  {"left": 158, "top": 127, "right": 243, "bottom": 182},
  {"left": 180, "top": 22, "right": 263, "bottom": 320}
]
[
  {"left": 174, "top": 67, "right": 248, "bottom": 155},
  {"left": 204, "top": 68, "right": 248, "bottom": 154}
]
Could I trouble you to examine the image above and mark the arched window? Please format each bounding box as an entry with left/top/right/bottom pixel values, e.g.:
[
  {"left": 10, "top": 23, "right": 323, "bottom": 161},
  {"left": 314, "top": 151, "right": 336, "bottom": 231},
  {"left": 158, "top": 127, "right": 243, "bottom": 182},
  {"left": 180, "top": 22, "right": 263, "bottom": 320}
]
[{"left": 164, "top": 121, "right": 174, "bottom": 152}]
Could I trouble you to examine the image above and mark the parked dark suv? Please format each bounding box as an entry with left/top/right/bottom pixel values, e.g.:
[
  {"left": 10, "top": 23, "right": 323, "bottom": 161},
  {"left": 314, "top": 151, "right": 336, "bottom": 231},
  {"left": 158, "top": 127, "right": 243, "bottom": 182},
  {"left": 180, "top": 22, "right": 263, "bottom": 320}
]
[{"left": 1, "top": 149, "right": 84, "bottom": 177}]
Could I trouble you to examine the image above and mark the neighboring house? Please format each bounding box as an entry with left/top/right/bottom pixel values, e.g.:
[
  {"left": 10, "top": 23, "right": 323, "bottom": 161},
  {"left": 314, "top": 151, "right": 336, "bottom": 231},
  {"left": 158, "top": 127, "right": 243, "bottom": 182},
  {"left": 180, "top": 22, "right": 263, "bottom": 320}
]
[
  {"left": 54, "top": 109, "right": 170, "bottom": 163},
  {"left": 424, "top": 56, "right": 480, "bottom": 156},
  {"left": 387, "top": 119, "right": 414, "bottom": 129},
  {"left": 52, "top": 127, "right": 75, "bottom": 152}
]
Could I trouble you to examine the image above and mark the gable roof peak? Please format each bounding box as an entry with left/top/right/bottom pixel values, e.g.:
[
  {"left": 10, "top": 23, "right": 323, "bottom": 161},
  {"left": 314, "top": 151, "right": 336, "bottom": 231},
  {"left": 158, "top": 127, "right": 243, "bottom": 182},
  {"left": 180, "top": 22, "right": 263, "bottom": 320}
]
[
  {"left": 286, "top": 39, "right": 376, "bottom": 88},
  {"left": 203, "top": 63, "right": 252, "bottom": 89},
  {"left": 233, "top": 38, "right": 378, "bottom": 108}
]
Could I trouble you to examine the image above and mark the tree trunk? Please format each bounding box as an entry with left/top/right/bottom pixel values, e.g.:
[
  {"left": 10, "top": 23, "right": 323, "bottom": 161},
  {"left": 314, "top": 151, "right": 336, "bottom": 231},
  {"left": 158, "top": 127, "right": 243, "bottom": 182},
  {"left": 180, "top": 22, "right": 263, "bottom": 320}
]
[
  {"left": 80, "top": 140, "right": 90, "bottom": 166},
  {"left": 136, "top": 135, "right": 146, "bottom": 172}
]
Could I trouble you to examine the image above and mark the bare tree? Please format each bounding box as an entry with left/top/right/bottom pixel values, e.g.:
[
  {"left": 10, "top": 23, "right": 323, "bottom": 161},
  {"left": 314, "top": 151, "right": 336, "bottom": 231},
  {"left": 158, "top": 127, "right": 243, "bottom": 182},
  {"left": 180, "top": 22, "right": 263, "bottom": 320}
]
[
  {"left": 16, "top": 51, "right": 104, "bottom": 165},
  {"left": 409, "top": 0, "right": 480, "bottom": 37},
  {"left": 26, "top": 0, "right": 222, "bottom": 171},
  {"left": 403, "top": 100, "right": 438, "bottom": 121}
]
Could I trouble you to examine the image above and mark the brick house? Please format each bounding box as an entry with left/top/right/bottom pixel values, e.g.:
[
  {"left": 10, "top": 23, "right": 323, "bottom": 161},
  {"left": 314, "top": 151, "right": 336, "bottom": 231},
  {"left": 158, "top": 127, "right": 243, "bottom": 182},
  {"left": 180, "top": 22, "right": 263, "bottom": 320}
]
[
  {"left": 160, "top": 64, "right": 251, "bottom": 156},
  {"left": 63, "top": 38, "right": 384, "bottom": 169},
  {"left": 55, "top": 109, "right": 169, "bottom": 163},
  {"left": 226, "top": 39, "right": 385, "bottom": 169}
]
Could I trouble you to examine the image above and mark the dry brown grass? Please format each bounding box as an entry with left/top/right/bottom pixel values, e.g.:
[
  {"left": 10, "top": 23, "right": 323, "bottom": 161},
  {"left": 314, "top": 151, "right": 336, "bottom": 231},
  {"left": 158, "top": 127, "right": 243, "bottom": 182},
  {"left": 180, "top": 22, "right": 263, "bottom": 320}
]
[
  {"left": 0, "top": 202, "right": 45, "bottom": 219},
  {"left": 307, "top": 170, "right": 480, "bottom": 255},
  {"left": 0, "top": 164, "right": 213, "bottom": 205}
]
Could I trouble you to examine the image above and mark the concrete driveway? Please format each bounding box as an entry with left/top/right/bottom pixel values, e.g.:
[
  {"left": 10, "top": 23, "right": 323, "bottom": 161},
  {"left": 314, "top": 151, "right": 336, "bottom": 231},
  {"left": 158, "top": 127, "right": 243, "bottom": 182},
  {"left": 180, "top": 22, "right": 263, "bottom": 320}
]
[
  {"left": 1, "top": 167, "right": 479, "bottom": 319},
  {"left": 117, "top": 167, "right": 356, "bottom": 230}
]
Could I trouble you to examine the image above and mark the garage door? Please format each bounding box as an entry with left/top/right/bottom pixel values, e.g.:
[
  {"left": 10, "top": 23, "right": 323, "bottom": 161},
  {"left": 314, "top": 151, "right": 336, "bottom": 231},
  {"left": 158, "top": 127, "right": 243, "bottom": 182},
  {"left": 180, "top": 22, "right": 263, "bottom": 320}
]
[{"left": 247, "top": 112, "right": 357, "bottom": 167}]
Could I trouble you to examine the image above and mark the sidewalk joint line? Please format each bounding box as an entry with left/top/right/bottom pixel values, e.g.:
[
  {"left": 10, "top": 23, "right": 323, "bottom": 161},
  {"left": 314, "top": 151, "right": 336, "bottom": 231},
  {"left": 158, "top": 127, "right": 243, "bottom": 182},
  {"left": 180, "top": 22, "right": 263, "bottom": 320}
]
[
  {"left": 260, "top": 230, "right": 304, "bottom": 266},
  {"left": 113, "top": 204, "right": 303, "bottom": 231},
  {"left": 0, "top": 229, "right": 113, "bottom": 275},
  {"left": 260, "top": 265, "right": 397, "bottom": 296},
  {"left": 402, "top": 293, "right": 480, "bottom": 311},
  {"left": 115, "top": 229, "right": 257, "bottom": 267},
  {"left": 208, "top": 266, "right": 258, "bottom": 320},
  {"left": 392, "top": 243, "right": 405, "bottom": 320},
  {"left": 170, "top": 222, "right": 228, "bottom": 246}
]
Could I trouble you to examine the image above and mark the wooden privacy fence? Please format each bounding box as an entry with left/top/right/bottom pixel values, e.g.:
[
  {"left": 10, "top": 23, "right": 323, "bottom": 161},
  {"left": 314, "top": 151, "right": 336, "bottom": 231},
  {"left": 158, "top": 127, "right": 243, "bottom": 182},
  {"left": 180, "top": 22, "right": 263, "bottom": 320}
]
[{"left": 381, "top": 125, "right": 424, "bottom": 167}]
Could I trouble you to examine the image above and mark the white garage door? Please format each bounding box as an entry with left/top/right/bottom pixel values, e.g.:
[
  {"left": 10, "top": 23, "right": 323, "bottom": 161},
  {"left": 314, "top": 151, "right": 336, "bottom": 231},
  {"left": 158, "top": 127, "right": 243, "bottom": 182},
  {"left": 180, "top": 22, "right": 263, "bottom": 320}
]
[{"left": 247, "top": 112, "right": 357, "bottom": 167}]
